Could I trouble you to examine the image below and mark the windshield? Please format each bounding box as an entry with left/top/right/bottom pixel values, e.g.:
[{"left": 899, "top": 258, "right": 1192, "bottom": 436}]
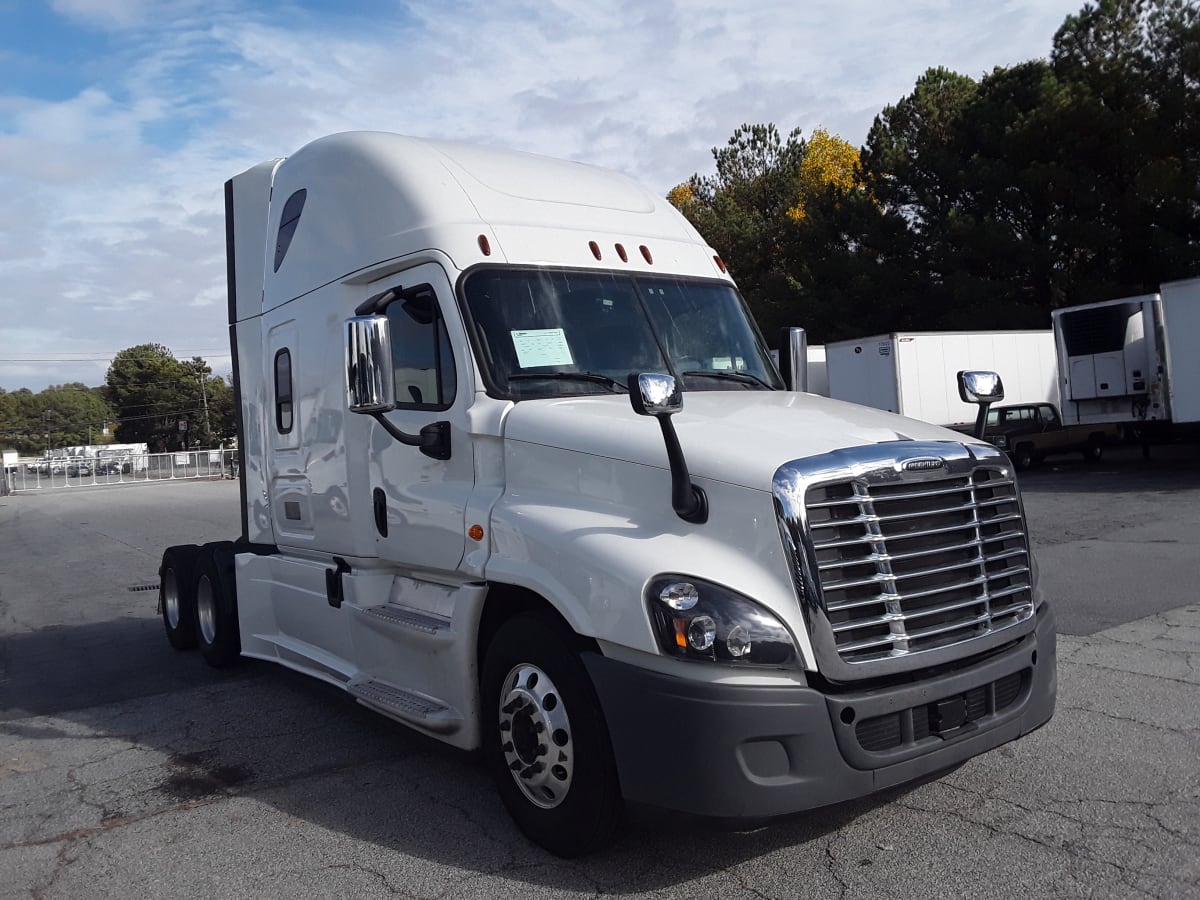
[{"left": 461, "top": 268, "right": 782, "bottom": 399}]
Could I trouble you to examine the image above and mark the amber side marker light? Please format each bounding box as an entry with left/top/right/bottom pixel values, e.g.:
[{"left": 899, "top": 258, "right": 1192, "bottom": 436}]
[
  {"left": 589, "top": 240, "right": 602, "bottom": 260},
  {"left": 478, "top": 234, "right": 492, "bottom": 256},
  {"left": 674, "top": 619, "right": 688, "bottom": 648},
  {"left": 639, "top": 245, "right": 653, "bottom": 264},
  {"left": 615, "top": 243, "right": 628, "bottom": 262},
  {"left": 468, "top": 524, "right": 485, "bottom": 541},
  {"left": 714, "top": 255, "right": 727, "bottom": 273}
]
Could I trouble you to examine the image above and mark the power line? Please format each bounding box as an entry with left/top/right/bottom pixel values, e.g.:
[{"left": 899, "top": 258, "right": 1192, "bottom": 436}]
[
  {"left": 0, "top": 406, "right": 212, "bottom": 434},
  {"left": 0, "top": 355, "right": 232, "bottom": 363},
  {"left": 0, "top": 348, "right": 230, "bottom": 357}
]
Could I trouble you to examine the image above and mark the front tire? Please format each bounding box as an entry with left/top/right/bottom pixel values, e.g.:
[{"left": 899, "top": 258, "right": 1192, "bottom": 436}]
[
  {"left": 1014, "top": 444, "right": 1035, "bottom": 471},
  {"left": 1083, "top": 435, "right": 1105, "bottom": 462},
  {"left": 193, "top": 545, "right": 240, "bottom": 668},
  {"left": 481, "top": 613, "right": 622, "bottom": 857},
  {"left": 160, "top": 546, "right": 198, "bottom": 650}
]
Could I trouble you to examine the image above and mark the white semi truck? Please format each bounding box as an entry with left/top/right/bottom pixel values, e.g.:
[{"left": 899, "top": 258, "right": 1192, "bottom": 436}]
[
  {"left": 825, "top": 331, "right": 1060, "bottom": 428},
  {"left": 159, "top": 132, "right": 1056, "bottom": 856},
  {"left": 1051, "top": 279, "right": 1200, "bottom": 442}
]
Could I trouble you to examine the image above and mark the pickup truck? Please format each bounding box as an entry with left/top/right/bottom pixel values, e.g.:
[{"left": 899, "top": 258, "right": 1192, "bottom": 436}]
[{"left": 985, "top": 402, "right": 1119, "bottom": 469}]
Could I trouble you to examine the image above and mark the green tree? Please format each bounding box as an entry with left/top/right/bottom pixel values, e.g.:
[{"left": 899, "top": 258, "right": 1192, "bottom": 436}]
[
  {"left": 669, "top": 124, "right": 809, "bottom": 336},
  {"left": 1051, "top": 0, "right": 1200, "bottom": 296},
  {"left": 667, "top": 1, "right": 1200, "bottom": 347},
  {"left": 0, "top": 385, "right": 113, "bottom": 454},
  {"left": 106, "top": 344, "right": 226, "bottom": 451},
  {"left": 40, "top": 383, "right": 114, "bottom": 449},
  {"left": 851, "top": 0, "right": 1200, "bottom": 329}
]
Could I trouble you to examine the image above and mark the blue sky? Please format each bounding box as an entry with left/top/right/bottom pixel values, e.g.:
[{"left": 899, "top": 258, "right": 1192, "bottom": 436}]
[{"left": 0, "top": 0, "right": 1084, "bottom": 390}]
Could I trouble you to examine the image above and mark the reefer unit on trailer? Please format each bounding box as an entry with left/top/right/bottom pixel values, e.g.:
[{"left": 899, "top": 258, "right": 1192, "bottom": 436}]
[
  {"left": 158, "top": 132, "right": 1056, "bottom": 857},
  {"left": 825, "top": 331, "right": 1060, "bottom": 427},
  {"left": 1052, "top": 279, "right": 1200, "bottom": 431}
]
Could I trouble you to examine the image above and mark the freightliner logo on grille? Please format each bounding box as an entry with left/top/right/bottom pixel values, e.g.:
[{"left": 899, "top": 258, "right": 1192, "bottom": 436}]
[{"left": 902, "top": 457, "right": 946, "bottom": 472}]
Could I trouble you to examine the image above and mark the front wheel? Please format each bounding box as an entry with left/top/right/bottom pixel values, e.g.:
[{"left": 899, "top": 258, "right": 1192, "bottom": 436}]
[
  {"left": 1082, "top": 436, "right": 1105, "bottom": 463},
  {"left": 1013, "top": 444, "right": 1035, "bottom": 471},
  {"left": 481, "top": 613, "right": 622, "bottom": 857}
]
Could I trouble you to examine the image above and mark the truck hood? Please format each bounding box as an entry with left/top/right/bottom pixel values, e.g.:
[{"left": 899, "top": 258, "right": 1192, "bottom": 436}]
[{"left": 502, "top": 391, "right": 976, "bottom": 491}]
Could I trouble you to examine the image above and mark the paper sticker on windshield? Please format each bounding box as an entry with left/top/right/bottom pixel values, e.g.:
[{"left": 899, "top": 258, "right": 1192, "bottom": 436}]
[{"left": 511, "top": 328, "right": 574, "bottom": 368}]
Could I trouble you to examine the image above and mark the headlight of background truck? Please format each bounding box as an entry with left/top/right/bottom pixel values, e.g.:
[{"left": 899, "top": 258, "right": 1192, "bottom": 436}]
[{"left": 646, "top": 576, "right": 798, "bottom": 667}]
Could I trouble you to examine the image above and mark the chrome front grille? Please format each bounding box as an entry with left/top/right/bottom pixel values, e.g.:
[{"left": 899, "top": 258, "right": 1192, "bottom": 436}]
[
  {"left": 772, "top": 441, "right": 1038, "bottom": 678},
  {"left": 805, "top": 466, "right": 1033, "bottom": 663}
]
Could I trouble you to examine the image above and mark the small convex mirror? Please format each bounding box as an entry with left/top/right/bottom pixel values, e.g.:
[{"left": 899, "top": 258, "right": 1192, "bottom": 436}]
[
  {"left": 957, "top": 370, "right": 1005, "bottom": 405},
  {"left": 629, "top": 373, "right": 683, "bottom": 417},
  {"left": 345, "top": 315, "right": 395, "bottom": 413}
]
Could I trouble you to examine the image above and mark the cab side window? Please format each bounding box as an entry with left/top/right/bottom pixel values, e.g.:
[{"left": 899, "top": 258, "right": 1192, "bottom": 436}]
[{"left": 386, "top": 286, "right": 457, "bottom": 409}]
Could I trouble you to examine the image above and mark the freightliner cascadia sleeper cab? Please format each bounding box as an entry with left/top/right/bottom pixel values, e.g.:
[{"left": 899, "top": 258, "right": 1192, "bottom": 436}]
[{"left": 159, "top": 132, "right": 1056, "bottom": 856}]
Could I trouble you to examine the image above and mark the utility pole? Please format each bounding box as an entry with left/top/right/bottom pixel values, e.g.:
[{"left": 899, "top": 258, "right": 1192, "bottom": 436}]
[{"left": 197, "top": 373, "right": 212, "bottom": 446}]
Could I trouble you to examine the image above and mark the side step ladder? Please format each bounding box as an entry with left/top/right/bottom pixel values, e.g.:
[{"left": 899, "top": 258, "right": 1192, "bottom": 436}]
[{"left": 348, "top": 678, "right": 460, "bottom": 735}]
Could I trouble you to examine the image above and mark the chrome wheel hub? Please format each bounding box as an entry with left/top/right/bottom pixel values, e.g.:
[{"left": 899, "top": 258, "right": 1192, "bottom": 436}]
[
  {"left": 163, "top": 570, "right": 180, "bottom": 629},
  {"left": 498, "top": 663, "right": 574, "bottom": 809},
  {"left": 196, "top": 575, "right": 216, "bottom": 644}
]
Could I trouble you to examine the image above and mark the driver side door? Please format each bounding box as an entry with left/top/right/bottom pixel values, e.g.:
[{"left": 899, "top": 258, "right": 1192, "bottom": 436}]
[{"left": 369, "top": 263, "right": 474, "bottom": 573}]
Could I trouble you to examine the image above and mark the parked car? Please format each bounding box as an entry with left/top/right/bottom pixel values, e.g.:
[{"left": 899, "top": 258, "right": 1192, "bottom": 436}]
[
  {"left": 66, "top": 460, "right": 92, "bottom": 477},
  {"left": 95, "top": 459, "right": 124, "bottom": 475},
  {"left": 984, "top": 402, "right": 1120, "bottom": 469}
]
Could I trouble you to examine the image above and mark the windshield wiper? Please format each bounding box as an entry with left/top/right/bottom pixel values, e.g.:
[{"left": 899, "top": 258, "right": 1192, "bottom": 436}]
[
  {"left": 681, "top": 370, "right": 774, "bottom": 389},
  {"left": 507, "top": 372, "right": 629, "bottom": 393}
]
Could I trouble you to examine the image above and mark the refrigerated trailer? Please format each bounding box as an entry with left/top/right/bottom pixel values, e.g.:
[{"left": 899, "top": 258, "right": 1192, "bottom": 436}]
[
  {"left": 1052, "top": 279, "right": 1200, "bottom": 437},
  {"left": 825, "top": 331, "right": 1059, "bottom": 427}
]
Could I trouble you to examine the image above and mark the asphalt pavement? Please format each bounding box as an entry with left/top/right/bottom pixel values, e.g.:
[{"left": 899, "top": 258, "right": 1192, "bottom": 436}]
[{"left": 1, "top": 451, "right": 1198, "bottom": 899}]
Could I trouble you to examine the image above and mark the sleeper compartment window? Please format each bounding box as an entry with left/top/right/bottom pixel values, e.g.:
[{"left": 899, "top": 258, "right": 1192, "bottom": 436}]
[{"left": 275, "top": 349, "right": 293, "bottom": 433}]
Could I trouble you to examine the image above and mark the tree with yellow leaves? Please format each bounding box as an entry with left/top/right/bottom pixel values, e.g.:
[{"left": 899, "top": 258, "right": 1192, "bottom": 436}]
[{"left": 788, "top": 128, "right": 863, "bottom": 222}]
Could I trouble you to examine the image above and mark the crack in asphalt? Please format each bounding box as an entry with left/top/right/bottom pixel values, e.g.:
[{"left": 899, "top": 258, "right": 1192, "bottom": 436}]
[
  {"left": 1058, "top": 703, "right": 1200, "bottom": 734},
  {"left": 322, "top": 861, "right": 416, "bottom": 897},
  {"left": 899, "top": 780, "right": 1200, "bottom": 894}
]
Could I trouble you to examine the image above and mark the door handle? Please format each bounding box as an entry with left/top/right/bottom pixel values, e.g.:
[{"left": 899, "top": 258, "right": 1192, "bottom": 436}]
[{"left": 373, "top": 487, "right": 388, "bottom": 537}]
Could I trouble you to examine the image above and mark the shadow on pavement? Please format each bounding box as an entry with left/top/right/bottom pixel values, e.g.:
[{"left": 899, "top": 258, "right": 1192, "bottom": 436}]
[{"left": 0, "top": 614, "right": 905, "bottom": 891}]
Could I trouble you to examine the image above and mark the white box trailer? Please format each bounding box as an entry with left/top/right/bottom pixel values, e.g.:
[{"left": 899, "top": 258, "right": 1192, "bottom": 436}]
[
  {"left": 825, "top": 331, "right": 1059, "bottom": 427},
  {"left": 1163, "top": 278, "right": 1200, "bottom": 425},
  {"left": 1052, "top": 279, "right": 1200, "bottom": 431},
  {"left": 805, "top": 344, "right": 829, "bottom": 397}
]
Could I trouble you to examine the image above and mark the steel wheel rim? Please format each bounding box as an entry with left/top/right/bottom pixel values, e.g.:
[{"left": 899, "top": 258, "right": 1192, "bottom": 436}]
[
  {"left": 163, "top": 570, "right": 181, "bottom": 629},
  {"left": 196, "top": 575, "right": 217, "bottom": 644},
  {"left": 498, "top": 663, "right": 574, "bottom": 809}
]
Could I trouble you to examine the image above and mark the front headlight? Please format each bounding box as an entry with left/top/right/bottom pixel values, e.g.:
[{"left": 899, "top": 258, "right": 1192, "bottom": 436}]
[
  {"left": 646, "top": 576, "right": 798, "bottom": 667},
  {"left": 994, "top": 434, "right": 1008, "bottom": 448}
]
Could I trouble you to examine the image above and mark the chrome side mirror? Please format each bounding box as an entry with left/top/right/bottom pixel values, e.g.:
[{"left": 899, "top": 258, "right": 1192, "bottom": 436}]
[
  {"left": 957, "top": 370, "right": 1005, "bottom": 405},
  {"left": 345, "top": 315, "right": 394, "bottom": 413},
  {"left": 628, "top": 373, "right": 706, "bottom": 524},
  {"left": 957, "top": 370, "right": 1005, "bottom": 440},
  {"left": 630, "top": 373, "right": 683, "bottom": 417}
]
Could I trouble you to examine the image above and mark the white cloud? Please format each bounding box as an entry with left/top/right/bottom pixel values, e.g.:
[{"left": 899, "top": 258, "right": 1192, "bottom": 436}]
[{"left": 1, "top": 0, "right": 1082, "bottom": 390}]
